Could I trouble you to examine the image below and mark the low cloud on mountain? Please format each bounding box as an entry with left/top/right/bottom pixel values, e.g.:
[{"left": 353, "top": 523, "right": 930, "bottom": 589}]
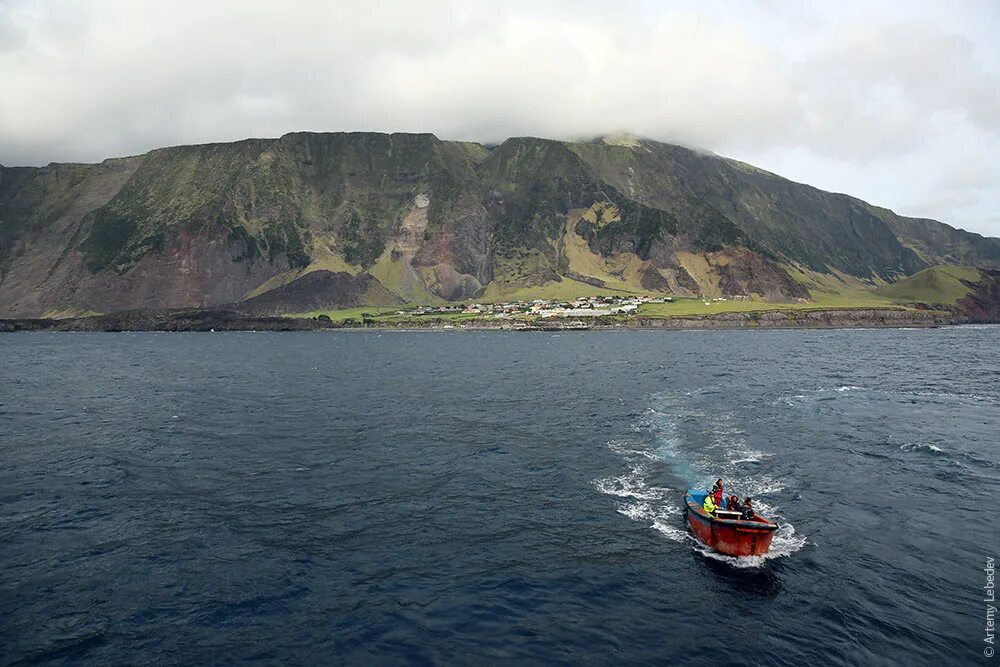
[{"left": 1, "top": 0, "right": 997, "bottom": 234}]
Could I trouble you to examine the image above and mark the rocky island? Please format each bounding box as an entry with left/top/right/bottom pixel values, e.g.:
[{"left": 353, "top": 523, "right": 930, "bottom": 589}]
[{"left": 2, "top": 132, "right": 999, "bottom": 331}]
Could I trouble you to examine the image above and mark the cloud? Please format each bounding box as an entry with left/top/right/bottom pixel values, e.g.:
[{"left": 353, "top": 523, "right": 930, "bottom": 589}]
[{"left": 0, "top": 0, "right": 997, "bottom": 236}]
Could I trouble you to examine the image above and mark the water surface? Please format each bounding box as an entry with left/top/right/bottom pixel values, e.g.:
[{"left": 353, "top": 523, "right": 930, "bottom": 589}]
[{"left": 2, "top": 328, "right": 998, "bottom": 665}]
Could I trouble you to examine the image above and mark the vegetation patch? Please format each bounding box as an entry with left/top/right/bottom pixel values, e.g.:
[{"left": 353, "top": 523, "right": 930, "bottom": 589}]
[
  {"left": 592, "top": 193, "right": 678, "bottom": 257},
  {"left": 78, "top": 209, "right": 139, "bottom": 272},
  {"left": 290, "top": 305, "right": 410, "bottom": 323},
  {"left": 635, "top": 295, "right": 910, "bottom": 319},
  {"left": 874, "top": 265, "right": 980, "bottom": 304},
  {"left": 481, "top": 276, "right": 631, "bottom": 302},
  {"left": 560, "top": 213, "right": 649, "bottom": 293},
  {"left": 674, "top": 252, "right": 721, "bottom": 297}
]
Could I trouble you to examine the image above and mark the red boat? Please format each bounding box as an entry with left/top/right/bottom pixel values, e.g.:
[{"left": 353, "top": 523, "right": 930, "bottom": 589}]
[{"left": 685, "top": 490, "right": 779, "bottom": 557}]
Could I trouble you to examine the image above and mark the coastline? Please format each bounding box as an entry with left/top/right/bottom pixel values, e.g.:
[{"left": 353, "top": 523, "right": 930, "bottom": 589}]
[{"left": 0, "top": 306, "right": 980, "bottom": 333}]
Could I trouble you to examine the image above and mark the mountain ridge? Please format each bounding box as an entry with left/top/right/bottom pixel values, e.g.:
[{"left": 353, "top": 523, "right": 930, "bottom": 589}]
[{"left": 2, "top": 131, "right": 999, "bottom": 318}]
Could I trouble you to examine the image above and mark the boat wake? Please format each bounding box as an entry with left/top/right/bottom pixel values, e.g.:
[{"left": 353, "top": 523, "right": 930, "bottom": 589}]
[{"left": 595, "top": 393, "right": 806, "bottom": 567}]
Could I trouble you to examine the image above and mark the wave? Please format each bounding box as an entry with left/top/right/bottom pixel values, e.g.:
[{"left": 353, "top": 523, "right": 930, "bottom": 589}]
[
  {"left": 777, "top": 385, "right": 998, "bottom": 407},
  {"left": 899, "top": 442, "right": 946, "bottom": 454},
  {"left": 909, "top": 390, "right": 997, "bottom": 403},
  {"left": 775, "top": 385, "right": 866, "bottom": 405},
  {"left": 594, "top": 464, "right": 667, "bottom": 501}
]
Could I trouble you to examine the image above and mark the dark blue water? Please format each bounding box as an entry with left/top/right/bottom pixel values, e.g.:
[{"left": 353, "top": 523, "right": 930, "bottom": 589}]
[{"left": 2, "top": 328, "right": 999, "bottom": 666}]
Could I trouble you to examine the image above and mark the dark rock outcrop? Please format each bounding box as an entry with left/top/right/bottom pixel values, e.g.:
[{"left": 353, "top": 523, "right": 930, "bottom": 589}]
[
  {"left": 236, "top": 270, "right": 401, "bottom": 316},
  {"left": 632, "top": 308, "right": 954, "bottom": 329},
  {"left": 714, "top": 248, "right": 811, "bottom": 301},
  {"left": 0, "top": 309, "right": 335, "bottom": 332},
  {"left": 954, "top": 269, "right": 1000, "bottom": 322}
]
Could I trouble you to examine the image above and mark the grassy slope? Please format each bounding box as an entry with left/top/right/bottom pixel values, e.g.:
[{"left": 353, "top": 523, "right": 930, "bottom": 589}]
[
  {"left": 873, "top": 266, "right": 981, "bottom": 304},
  {"left": 480, "top": 276, "right": 633, "bottom": 302},
  {"left": 635, "top": 295, "right": 900, "bottom": 318},
  {"left": 368, "top": 254, "right": 445, "bottom": 305},
  {"left": 566, "top": 139, "right": 923, "bottom": 280}
]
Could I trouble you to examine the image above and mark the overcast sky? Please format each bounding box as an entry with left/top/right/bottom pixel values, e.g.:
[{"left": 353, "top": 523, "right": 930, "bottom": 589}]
[{"left": 2, "top": 0, "right": 998, "bottom": 236}]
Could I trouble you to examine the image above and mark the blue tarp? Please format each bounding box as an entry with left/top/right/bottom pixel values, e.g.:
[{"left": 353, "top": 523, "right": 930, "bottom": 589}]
[{"left": 686, "top": 489, "right": 709, "bottom": 505}]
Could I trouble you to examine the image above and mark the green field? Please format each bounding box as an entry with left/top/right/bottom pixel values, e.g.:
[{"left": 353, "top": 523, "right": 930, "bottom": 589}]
[{"left": 634, "top": 292, "right": 904, "bottom": 319}]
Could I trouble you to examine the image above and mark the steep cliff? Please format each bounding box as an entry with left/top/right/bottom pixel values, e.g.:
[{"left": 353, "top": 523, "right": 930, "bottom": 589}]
[{"left": 2, "top": 132, "right": 998, "bottom": 317}]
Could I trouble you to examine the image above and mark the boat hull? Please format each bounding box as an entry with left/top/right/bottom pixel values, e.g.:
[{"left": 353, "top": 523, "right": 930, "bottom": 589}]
[{"left": 685, "top": 492, "right": 778, "bottom": 557}]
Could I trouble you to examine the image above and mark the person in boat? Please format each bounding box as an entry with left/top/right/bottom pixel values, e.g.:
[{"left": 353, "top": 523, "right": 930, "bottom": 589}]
[
  {"left": 703, "top": 493, "right": 718, "bottom": 515},
  {"left": 740, "top": 497, "right": 755, "bottom": 520},
  {"left": 726, "top": 494, "right": 742, "bottom": 512},
  {"left": 712, "top": 480, "right": 724, "bottom": 508}
]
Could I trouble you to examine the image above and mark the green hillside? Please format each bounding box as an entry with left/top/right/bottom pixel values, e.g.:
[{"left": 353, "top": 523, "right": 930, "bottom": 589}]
[
  {"left": 2, "top": 132, "right": 1000, "bottom": 317},
  {"left": 874, "top": 266, "right": 981, "bottom": 304}
]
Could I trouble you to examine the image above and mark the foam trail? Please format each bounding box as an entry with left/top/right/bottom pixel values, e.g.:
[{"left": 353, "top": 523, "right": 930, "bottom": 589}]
[{"left": 595, "top": 392, "right": 807, "bottom": 566}]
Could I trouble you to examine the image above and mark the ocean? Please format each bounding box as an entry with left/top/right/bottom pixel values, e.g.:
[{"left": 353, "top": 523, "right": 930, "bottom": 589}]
[{"left": 2, "top": 327, "right": 998, "bottom": 665}]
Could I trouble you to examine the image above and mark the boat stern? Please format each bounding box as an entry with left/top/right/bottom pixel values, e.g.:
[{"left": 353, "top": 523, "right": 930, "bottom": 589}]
[{"left": 684, "top": 490, "right": 779, "bottom": 557}]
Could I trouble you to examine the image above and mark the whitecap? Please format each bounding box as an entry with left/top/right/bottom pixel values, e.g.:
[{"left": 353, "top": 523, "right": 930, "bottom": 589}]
[
  {"left": 608, "top": 439, "right": 661, "bottom": 461},
  {"left": 650, "top": 516, "right": 689, "bottom": 543},
  {"left": 594, "top": 466, "right": 668, "bottom": 501},
  {"left": 911, "top": 390, "right": 996, "bottom": 403},
  {"left": 617, "top": 502, "right": 655, "bottom": 521},
  {"left": 900, "top": 442, "right": 946, "bottom": 454}
]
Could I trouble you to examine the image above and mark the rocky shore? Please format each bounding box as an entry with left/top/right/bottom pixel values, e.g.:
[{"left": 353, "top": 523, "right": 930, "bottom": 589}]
[
  {"left": 0, "top": 306, "right": 976, "bottom": 333},
  {"left": 627, "top": 308, "right": 956, "bottom": 329}
]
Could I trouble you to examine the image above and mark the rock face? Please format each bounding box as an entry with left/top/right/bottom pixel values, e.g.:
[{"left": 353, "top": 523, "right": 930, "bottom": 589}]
[
  {"left": 634, "top": 308, "right": 953, "bottom": 329},
  {"left": 955, "top": 269, "right": 1000, "bottom": 322},
  {"left": 3, "top": 132, "right": 1000, "bottom": 317}
]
